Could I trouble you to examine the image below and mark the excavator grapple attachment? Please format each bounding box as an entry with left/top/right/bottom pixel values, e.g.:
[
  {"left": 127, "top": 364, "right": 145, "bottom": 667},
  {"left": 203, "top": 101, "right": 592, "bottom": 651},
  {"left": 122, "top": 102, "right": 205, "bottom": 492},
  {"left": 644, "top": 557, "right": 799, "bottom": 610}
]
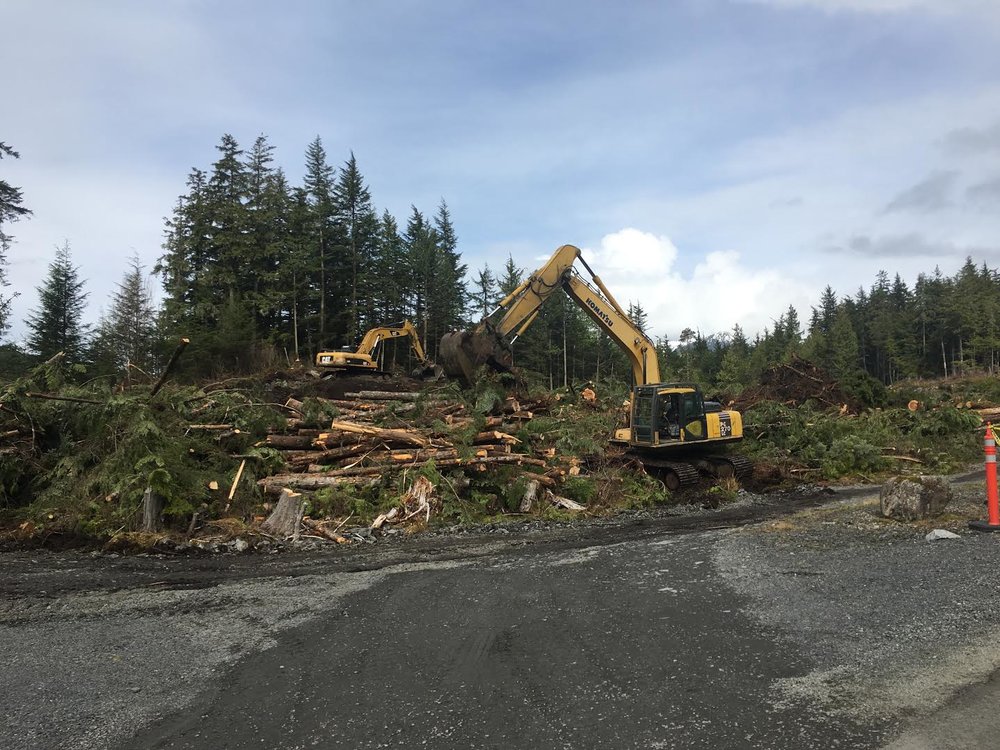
[{"left": 439, "top": 325, "right": 513, "bottom": 383}]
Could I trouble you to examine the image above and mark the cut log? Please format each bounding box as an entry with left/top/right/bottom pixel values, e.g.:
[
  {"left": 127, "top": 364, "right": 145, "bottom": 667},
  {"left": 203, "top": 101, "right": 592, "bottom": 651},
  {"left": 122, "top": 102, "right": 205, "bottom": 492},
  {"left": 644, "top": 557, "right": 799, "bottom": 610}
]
[
  {"left": 329, "top": 420, "right": 438, "bottom": 448},
  {"left": 188, "top": 423, "right": 233, "bottom": 430},
  {"left": 284, "top": 397, "right": 305, "bottom": 415},
  {"left": 265, "top": 434, "right": 316, "bottom": 450},
  {"left": 473, "top": 430, "right": 521, "bottom": 445},
  {"left": 259, "top": 475, "right": 380, "bottom": 493},
  {"left": 288, "top": 441, "right": 372, "bottom": 467},
  {"left": 547, "top": 491, "right": 585, "bottom": 512},
  {"left": 261, "top": 488, "right": 305, "bottom": 537},
  {"left": 262, "top": 453, "right": 549, "bottom": 490},
  {"left": 371, "top": 507, "right": 399, "bottom": 530},
  {"left": 345, "top": 390, "right": 422, "bottom": 401},
  {"left": 301, "top": 517, "right": 350, "bottom": 543},
  {"left": 224, "top": 459, "right": 247, "bottom": 511}
]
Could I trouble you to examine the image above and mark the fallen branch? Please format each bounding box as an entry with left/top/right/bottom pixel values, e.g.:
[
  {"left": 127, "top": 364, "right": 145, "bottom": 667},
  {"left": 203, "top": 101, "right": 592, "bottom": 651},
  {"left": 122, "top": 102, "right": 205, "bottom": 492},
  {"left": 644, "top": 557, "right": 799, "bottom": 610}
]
[
  {"left": 23, "top": 392, "right": 103, "bottom": 405},
  {"left": 150, "top": 337, "right": 190, "bottom": 397}
]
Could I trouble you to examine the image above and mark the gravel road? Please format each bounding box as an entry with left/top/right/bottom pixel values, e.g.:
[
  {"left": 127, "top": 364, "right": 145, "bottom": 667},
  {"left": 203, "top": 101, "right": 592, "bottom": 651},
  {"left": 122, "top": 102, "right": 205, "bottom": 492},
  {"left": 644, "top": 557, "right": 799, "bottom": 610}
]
[{"left": 2, "top": 477, "right": 998, "bottom": 749}]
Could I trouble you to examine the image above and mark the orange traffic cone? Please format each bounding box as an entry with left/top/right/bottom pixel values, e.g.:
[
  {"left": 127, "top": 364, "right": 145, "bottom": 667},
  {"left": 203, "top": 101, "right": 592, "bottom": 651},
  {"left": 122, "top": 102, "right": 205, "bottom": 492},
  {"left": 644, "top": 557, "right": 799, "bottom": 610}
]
[{"left": 970, "top": 423, "right": 1000, "bottom": 532}]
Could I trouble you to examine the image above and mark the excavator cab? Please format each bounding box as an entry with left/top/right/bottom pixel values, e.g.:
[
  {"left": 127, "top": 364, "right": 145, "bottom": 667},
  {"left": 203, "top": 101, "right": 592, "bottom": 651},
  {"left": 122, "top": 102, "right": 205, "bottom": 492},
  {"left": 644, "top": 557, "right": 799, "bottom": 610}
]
[{"left": 627, "top": 384, "right": 739, "bottom": 448}]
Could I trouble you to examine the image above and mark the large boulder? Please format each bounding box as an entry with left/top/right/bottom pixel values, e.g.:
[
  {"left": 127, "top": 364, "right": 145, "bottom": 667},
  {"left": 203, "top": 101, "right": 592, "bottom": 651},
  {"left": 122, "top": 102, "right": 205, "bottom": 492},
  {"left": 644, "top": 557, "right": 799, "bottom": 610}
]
[{"left": 880, "top": 475, "right": 953, "bottom": 521}]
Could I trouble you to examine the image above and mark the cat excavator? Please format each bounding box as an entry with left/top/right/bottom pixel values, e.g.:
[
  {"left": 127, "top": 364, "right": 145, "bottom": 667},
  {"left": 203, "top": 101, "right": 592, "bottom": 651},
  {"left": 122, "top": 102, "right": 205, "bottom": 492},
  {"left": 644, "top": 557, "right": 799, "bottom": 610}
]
[
  {"left": 439, "top": 244, "right": 750, "bottom": 489},
  {"left": 316, "top": 320, "right": 444, "bottom": 379}
]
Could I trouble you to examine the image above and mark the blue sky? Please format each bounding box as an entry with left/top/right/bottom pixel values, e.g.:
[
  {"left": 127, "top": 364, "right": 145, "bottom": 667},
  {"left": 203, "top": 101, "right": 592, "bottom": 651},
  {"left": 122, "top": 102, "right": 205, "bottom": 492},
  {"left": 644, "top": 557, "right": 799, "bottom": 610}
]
[{"left": 4, "top": 0, "right": 1000, "bottom": 343}]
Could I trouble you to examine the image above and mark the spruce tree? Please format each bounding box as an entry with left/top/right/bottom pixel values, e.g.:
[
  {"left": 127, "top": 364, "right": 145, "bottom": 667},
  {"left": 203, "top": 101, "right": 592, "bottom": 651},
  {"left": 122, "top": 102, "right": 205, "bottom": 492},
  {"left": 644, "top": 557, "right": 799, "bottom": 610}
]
[
  {"left": 332, "top": 152, "right": 378, "bottom": 339},
  {"left": 26, "top": 241, "right": 89, "bottom": 361},
  {"left": 0, "top": 142, "right": 31, "bottom": 338},
  {"left": 206, "top": 134, "right": 250, "bottom": 309},
  {"left": 472, "top": 264, "right": 498, "bottom": 319},
  {"left": 430, "top": 200, "right": 469, "bottom": 347},
  {"left": 498, "top": 254, "right": 523, "bottom": 296},
  {"left": 103, "top": 254, "right": 157, "bottom": 374},
  {"left": 302, "top": 137, "right": 336, "bottom": 344}
]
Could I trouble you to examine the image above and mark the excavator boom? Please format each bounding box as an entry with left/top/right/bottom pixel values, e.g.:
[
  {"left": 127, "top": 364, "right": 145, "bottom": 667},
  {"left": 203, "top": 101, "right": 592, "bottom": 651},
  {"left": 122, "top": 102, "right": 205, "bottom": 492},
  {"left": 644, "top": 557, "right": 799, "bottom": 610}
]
[
  {"left": 439, "top": 242, "right": 748, "bottom": 489},
  {"left": 440, "top": 244, "right": 658, "bottom": 384}
]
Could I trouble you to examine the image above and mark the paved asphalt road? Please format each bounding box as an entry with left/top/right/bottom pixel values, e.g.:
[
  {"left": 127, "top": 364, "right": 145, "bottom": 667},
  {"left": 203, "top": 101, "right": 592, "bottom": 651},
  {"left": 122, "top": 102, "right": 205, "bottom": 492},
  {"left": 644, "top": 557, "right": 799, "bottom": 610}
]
[{"left": 124, "top": 534, "right": 878, "bottom": 749}]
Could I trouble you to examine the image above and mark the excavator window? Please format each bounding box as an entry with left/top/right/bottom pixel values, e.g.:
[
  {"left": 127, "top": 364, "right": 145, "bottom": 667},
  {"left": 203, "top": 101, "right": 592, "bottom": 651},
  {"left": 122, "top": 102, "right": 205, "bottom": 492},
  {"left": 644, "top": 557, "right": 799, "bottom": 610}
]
[
  {"left": 680, "top": 392, "right": 706, "bottom": 439},
  {"left": 662, "top": 395, "right": 681, "bottom": 439}
]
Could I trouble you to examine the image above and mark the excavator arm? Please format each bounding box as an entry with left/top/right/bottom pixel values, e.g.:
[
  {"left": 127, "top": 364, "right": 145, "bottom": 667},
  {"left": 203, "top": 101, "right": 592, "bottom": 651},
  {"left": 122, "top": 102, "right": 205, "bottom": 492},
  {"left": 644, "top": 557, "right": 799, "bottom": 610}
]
[
  {"left": 356, "top": 320, "right": 430, "bottom": 365},
  {"left": 316, "top": 319, "right": 442, "bottom": 378},
  {"left": 440, "top": 244, "right": 659, "bottom": 384}
]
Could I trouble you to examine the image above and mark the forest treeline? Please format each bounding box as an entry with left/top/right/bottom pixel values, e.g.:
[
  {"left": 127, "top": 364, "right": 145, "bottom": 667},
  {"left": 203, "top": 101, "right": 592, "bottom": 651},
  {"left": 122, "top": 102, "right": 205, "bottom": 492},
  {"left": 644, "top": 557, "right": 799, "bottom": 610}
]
[{"left": 1, "top": 134, "right": 997, "bottom": 404}]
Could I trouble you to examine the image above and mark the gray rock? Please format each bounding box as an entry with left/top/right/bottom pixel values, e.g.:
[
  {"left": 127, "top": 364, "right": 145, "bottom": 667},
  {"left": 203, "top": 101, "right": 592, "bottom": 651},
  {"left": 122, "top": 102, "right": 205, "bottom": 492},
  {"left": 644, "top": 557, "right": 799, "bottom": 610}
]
[
  {"left": 880, "top": 475, "right": 953, "bottom": 521},
  {"left": 925, "top": 529, "right": 961, "bottom": 541},
  {"left": 231, "top": 538, "right": 249, "bottom": 553}
]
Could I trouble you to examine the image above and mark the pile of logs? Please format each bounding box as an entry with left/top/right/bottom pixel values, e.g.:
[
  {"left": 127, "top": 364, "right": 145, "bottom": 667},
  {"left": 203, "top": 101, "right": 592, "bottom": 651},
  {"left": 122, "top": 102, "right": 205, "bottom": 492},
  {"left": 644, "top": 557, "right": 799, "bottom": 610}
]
[{"left": 255, "top": 389, "right": 572, "bottom": 497}]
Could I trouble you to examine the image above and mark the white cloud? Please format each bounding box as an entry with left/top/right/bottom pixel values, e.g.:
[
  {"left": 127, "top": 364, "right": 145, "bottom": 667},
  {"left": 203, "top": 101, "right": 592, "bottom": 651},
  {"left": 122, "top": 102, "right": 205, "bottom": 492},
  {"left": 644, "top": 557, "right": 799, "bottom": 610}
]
[
  {"left": 581, "top": 229, "right": 814, "bottom": 342},
  {"left": 591, "top": 84, "right": 1000, "bottom": 303}
]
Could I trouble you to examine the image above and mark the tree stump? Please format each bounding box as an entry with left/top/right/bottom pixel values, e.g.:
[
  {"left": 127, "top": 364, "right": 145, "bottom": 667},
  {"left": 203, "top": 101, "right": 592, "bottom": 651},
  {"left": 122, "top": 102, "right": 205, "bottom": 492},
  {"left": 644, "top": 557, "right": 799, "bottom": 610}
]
[
  {"left": 519, "top": 479, "right": 540, "bottom": 512},
  {"left": 141, "top": 487, "right": 164, "bottom": 532},
  {"left": 262, "top": 488, "right": 305, "bottom": 538}
]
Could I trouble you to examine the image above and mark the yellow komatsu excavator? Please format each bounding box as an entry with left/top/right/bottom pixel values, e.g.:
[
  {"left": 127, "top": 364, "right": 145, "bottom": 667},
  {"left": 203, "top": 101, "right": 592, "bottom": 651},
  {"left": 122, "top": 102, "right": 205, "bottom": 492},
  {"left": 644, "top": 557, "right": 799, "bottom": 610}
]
[
  {"left": 439, "top": 244, "right": 750, "bottom": 489},
  {"left": 316, "top": 320, "right": 443, "bottom": 379}
]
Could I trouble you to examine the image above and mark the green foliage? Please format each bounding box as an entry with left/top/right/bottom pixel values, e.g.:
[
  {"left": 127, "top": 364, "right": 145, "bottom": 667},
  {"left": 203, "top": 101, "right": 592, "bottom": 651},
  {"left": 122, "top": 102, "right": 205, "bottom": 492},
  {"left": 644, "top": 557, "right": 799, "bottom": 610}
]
[
  {"left": 25, "top": 241, "right": 89, "bottom": 362},
  {"left": 0, "top": 357, "right": 286, "bottom": 534},
  {"left": 744, "top": 399, "right": 982, "bottom": 479},
  {"left": 561, "top": 476, "right": 597, "bottom": 505}
]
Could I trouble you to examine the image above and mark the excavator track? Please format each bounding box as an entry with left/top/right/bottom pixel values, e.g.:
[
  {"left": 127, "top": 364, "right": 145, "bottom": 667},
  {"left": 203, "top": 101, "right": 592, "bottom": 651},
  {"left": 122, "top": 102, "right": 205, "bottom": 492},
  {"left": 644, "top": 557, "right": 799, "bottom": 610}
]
[
  {"left": 695, "top": 454, "right": 754, "bottom": 480},
  {"left": 637, "top": 456, "right": 701, "bottom": 491},
  {"left": 638, "top": 453, "right": 753, "bottom": 490}
]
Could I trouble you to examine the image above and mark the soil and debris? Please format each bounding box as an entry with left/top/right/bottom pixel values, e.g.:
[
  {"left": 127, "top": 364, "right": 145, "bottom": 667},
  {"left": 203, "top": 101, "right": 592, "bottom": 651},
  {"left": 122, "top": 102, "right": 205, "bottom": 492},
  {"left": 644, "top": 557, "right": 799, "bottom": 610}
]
[
  {"left": 732, "top": 354, "right": 862, "bottom": 413},
  {"left": 1, "top": 349, "right": 995, "bottom": 553}
]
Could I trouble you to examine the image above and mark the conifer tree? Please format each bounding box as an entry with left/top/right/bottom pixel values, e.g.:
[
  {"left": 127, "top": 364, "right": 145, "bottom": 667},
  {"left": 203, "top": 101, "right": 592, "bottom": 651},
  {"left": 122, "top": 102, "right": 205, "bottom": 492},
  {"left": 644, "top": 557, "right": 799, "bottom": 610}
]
[
  {"left": 303, "top": 137, "right": 336, "bottom": 344},
  {"left": 89, "top": 256, "right": 158, "bottom": 378},
  {"left": 26, "top": 241, "right": 89, "bottom": 361},
  {"left": 374, "top": 210, "right": 408, "bottom": 322},
  {"left": 206, "top": 134, "right": 250, "bottom": 310},
  {"left": 431, "top": 200, "right": 468, "bottom": 339},
  {"left": 332, "top": 152, "right": 378, "bottom": 339},
  {"left": 829, "top": 305, "right": 860, "bottom": 379},
  {"left": 0, "top": 142, "right": 31, "bottom": 338},
  {"left": 498, "top": 254, "right": 524, "bottom": 296},
  {"left": 471, "top": 264, "right": 498, "bottom": 319}
]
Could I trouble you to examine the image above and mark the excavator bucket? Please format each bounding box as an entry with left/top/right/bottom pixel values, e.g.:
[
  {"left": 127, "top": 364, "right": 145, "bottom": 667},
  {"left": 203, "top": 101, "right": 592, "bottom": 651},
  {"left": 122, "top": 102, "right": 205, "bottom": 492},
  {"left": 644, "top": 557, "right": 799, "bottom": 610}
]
[
  {"left": 439, "top": 326, "right": 514, "bottom": 383},
  {"left": 411, "top": 362, "right": 446, "bottom": 381}
]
